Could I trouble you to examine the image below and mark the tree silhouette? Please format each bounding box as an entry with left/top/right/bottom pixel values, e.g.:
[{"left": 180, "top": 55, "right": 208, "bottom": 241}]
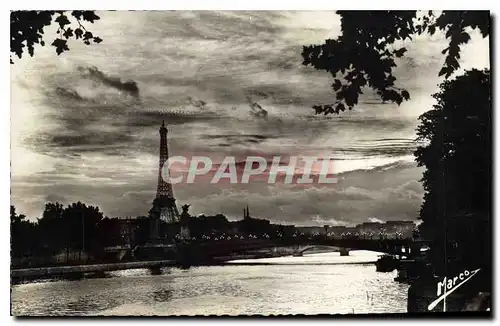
[
  {"left": 10, "top": 205, "right": 37, "bottom": 258},
  {"left": 10, "top": 205, "right": 21, "bottom": 224},
  {"left": 412, "top": 227, "right": 420, "bottom": 240},
  {"left": 415, "top": 69, "right": 491, "bottom": 279},
  {"left": 10, "top": 10, "right": 102, "bottom": 63},
  {"left": 37, "top": 202, "right": 65, "bottom": 255},
  {"left": 61, "top": 202, "right": 104, "bottom": 254},
  {"left": 301, "top": 11, "right": 490, "bottom": 114}
]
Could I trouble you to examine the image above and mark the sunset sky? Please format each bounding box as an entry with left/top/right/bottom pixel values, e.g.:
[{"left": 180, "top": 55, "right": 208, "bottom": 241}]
[{"left": 10, "top": 11, "right": 490, "bottom": 225}]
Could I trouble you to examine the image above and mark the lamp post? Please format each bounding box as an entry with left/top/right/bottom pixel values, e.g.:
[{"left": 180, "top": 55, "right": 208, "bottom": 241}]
[{"left": 81, "top": 210, "right": 85, "bottom": 262}]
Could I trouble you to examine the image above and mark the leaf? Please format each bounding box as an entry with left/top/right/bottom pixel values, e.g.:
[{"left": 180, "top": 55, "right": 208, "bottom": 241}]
[
  {"left": 457, "top": 31, "right": 471, "bottom": 45},
  {"left": 71, "top": 11, "right": 83, "bottom": 20},
  {"left": 14, "top": 46, "right": 22, "bottom": 59},
  {"left": 93, "top": 36, "right": 103, "bottom": 44},
  {"left": 82, "top": 11, "right": 100, "bottom": 23},
  {"left": 55, "top": 14, "right": 71, "bottom": 28},
  {"left": 428, "top": 25, "right": 436, "bottom": 35},
  {"left": 75, "top": 28, "right": 83, "bottom": 39},
  {"left": 336, "top": 103, "right": 346, "bottom": 112},
  {"left": 51, "top": 38, "right": 69, "bottom": 55},
  {"left": 83, "top": 31, "right": 93, "bottom": 40},
  {"left": 63, "top": 27, "right": 74, "bottom": 39},
  {"left": 438, "top": 66, "right": 452, "bottom": 78},
  {"left": 299, "top": 11, "right": 489, "bottom": 114},
  {"left": 332, "top": 79, "right": 342, "bottom": 91},
  {"left": 401, "top": 90, "right": 410, "bottom": 100}
]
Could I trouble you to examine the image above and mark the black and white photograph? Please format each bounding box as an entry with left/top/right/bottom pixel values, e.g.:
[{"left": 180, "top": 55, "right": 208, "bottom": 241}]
[{"left": 9, "top": 9, "right": 492, "bottom": 316}]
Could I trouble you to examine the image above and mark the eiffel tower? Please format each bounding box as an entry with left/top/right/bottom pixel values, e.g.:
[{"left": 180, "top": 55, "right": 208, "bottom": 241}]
[{"left": 148, "top": 120, "right": 180, "bottom": 241}]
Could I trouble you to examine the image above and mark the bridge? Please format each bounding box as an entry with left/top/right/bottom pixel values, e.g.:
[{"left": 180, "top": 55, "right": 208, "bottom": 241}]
[
  {"left": 99, "top": 236, "right": 428, "bottom": 263},
  {"left": 145, "top": 237, "right": 428, "bottom": 266},
  {"left": 11, "top": 237, "right": 428, "bottom": 282},
  {"left": 117, "top": 236, "right": 427, "bottom": 259}
]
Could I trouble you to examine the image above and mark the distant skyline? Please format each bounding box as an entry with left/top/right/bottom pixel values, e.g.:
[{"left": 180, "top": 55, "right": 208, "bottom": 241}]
[{"left": 10, "top": 11, "right": 489, "bottom": 225}]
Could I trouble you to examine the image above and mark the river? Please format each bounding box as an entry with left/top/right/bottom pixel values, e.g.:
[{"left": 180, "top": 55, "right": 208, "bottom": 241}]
[{"left": 11, "top": 250, "right": 409, "bottom": 316}]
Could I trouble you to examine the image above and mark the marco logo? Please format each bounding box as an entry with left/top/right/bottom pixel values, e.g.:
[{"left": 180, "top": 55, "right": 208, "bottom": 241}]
[{"left": 428, "top": 268, "right": 481, "bottom": 311}]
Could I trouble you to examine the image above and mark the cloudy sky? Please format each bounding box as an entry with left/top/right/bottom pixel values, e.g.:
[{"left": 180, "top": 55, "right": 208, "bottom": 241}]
[{"left": 10, "top": 11, "right": 489, "bottom": 226}]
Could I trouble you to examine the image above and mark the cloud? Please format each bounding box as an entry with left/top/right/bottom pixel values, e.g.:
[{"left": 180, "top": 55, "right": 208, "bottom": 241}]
[
  {"left": 178, "top": 161, "right": 424, "bottom": 225},
  {"left": 204, "top": 134, "right": 276, "bottom": 146},
  {"left": 247, "top": 99, "right": 268, "bottom": 119},
  {"left": 55, "top": 87, "right": 84, "bottom": 101},
  {"left": 24, "top": 129, "right": 136, "bottom": 156},
  {"left": 44, "top": 193, "right": 68, "bottom": 204},
  {"left": 312, "top": 215, "right": 349, "bottom": 226},
  {"left": 78, "top": 66, "right": 140, "bottom": 98},
  {"left": 188, "top": 96, "right": 207, "bottom": 108}
]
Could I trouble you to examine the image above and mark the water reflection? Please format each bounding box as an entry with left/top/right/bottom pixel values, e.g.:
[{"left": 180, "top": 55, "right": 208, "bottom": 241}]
[
  {"left": 11, "top": 251, "right": 409, "bottom": 316},
  {"left": 151, "top": 289, "right": 173, "bottom": 302}
]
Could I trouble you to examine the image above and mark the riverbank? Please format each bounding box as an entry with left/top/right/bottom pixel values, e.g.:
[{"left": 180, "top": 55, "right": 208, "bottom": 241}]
[
  {"left": 10, "top": 250, "right": 294, "bottom": 283},
  {"left": 10, "top": 249, "right": 364, "bottom": 284},
  {"left": 11, "top": 251, "right": 407, "bottom": 316},
  {"left": 10, "top": 259, "right": 178, "bottom": 284}
]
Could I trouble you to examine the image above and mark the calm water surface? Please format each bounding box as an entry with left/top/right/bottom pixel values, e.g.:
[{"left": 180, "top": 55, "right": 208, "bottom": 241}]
[{"left": 11, "top": 251, "right": 409, "bottom": 316}]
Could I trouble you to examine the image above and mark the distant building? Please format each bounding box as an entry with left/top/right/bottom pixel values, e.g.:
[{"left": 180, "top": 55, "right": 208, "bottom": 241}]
[
  {"left": 98, "top": 217, "right": 141, "bottom": 247},
  {"left": 356, "top": 222, "right": 383, "bottom": 238},
  {"left": 296, "top": 226, "right": 325, "bottom": 236},
  {"left": 233, "top": 205, "right": 271, "bottom": 236},
  {"left": 341, "top": 227, "right": 357, "bottom": 235},
  {"left": 384, "top": 220, "right": 416, "bottom": 238},
  {"left": 327, "top": 225, "right": 347, "bottom": 238},
  {"left": 117, "top": 218, "right": 140, "bottom": 246},
  {"left": 243, "top": 205, "right": 251, "bottom": 219},
  {"left": 281, "top": 225, "right": 296, "bottom": 237},
  {"left": 321, "top": 226, "right": 359, "bottom": 239}
]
